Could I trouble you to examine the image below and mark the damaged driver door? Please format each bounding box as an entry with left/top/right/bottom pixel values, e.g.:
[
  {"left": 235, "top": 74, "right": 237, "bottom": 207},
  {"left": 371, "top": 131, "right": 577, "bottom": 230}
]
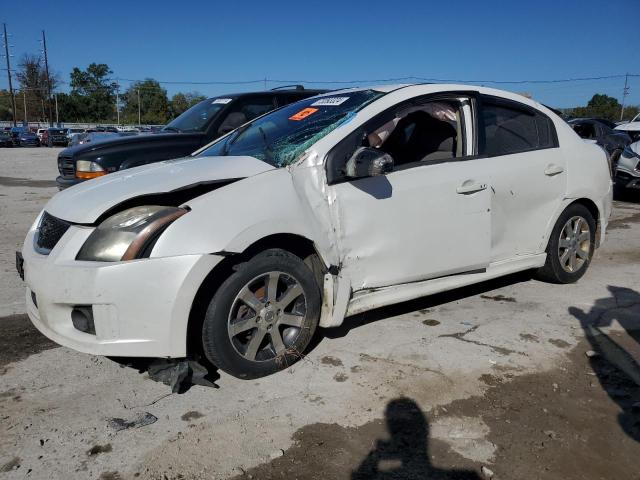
[{"left": 326, "top": 96, "right": 491, "bottom": 292}]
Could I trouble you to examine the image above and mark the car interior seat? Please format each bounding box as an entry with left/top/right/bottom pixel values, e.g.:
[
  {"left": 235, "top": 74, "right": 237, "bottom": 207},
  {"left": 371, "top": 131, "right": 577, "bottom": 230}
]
[{"left": 382, "top": 111, "right": 457, "bottom": 165}]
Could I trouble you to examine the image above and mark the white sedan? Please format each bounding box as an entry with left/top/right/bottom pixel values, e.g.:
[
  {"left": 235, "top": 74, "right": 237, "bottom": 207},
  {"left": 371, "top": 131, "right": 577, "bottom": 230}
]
[{"left": 19, "top": 84, "right": 613, "bottom": 379}]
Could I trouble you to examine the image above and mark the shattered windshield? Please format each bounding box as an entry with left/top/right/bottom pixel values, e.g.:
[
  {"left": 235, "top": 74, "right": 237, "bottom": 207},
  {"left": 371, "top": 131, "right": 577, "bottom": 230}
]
[
  {"left": 163, "top": 97, "right": 232, "bottom": 133},
  {"left": 200, "top": 90, "right": 384, "bottom": 167}
]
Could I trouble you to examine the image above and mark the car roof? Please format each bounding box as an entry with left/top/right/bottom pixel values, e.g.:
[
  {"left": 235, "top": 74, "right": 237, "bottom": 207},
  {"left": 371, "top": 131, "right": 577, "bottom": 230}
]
[{"left": 205, "top": 88, "right": 327, "bottom": 102}]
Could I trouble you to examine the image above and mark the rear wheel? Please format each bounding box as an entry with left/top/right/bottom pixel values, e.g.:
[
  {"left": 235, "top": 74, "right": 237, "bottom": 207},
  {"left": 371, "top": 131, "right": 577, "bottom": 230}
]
[
  {"left": 202, "top": 248, "right": 321, "bottom": 379},
  {"left": 535, "top": 203, "right": 596, "bottom": 284}
]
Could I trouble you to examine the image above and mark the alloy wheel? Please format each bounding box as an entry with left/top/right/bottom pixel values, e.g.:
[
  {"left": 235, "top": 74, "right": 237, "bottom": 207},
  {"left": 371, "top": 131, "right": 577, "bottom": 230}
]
[
  {"left": 227, "top": 271, "right": 306, "bottom": 362},
  {"left": 558, "top": 216, "right": 590, "bottom": 273}
]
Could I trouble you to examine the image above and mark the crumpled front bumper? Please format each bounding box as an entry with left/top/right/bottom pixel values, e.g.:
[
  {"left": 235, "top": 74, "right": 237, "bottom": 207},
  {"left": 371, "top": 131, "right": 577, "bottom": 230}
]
[{"left": 21, "top": 224, "right": 223, "bottom": 357}]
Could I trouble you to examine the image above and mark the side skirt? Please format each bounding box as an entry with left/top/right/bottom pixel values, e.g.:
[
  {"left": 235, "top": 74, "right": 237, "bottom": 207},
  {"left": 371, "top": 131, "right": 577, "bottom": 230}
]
[{"left": 344, "top": 254, "right": 546, "bottom": 317}]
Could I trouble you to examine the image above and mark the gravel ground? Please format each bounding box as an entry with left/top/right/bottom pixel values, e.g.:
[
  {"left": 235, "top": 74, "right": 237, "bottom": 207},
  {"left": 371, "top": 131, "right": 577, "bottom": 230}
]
[{"left": 0, "top": 146, "right": 639, "bottom": 480}]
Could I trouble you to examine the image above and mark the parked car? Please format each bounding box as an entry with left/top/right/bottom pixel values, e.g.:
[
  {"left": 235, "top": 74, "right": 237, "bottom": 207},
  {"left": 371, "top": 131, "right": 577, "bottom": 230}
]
[
  {"left": 55, "top": 86, "right": 325, "bottom": 189},
  {"left": 18, "top": 84, "right": 612, "bottom": 379},
  {"left": 37, "top": 128, "right": 47, "bottom": 141},
  {"left": 65, "top": 128, "right": 85, "bottom": 146},
  {"left": 615, "top": 113, "right": 640, "bottom": 142},
  {"left": 568, "top": 118, "right": 631, "bottom": 173},
  {"left": 615, "top": 141, "right": 640, "bottom": 190},
  {"left": 18, "top": 131, "right": 40, "bottom": 147},
  {"left": 0, "top": 131, "right": 13, "bottom": 147},
  {"left": 42, "top": 128, "right": 69, "bottom": 147},
  {"left": 10, "top": 126, "right": 29, "bottom": 146}
]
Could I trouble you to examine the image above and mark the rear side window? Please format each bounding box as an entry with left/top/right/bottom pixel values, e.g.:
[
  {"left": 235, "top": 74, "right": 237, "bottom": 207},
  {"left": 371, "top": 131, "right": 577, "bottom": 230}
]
[{"left": 482, "top": 99, "right": 556, "bottom": 156}]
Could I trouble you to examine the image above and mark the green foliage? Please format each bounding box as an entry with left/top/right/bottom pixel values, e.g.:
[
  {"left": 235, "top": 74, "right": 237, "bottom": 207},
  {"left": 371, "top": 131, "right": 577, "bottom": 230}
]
[
  {"left": 69, "top": 63, "right": 117, "bottom": 122},
  {"left": 169, "top": 92, "right": 206, "bottom": 119},
  {"left": 0, "top": 89, "right": 13, "bottom": 121},
  {"left": 567, "top": 93, "right": 639, "bottom": 122},
  {"left": 121, "top": 79, "right": 170, "bottom": 125}
]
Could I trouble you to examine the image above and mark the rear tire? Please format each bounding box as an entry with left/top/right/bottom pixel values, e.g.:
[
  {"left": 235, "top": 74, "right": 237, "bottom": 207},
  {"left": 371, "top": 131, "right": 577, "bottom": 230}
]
[
  {"left": 535, "top": 203, "right": 596, "bottom": 284},
  {"left": 202, "top": 248, "right": 321, "bottom": 379}
]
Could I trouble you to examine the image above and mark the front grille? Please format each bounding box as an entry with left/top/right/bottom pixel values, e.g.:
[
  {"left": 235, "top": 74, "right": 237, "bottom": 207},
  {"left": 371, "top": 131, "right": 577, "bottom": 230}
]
[
  {"left": 59, "top": 155, "right": 75, "bottom": 177},
  {"left": 35, "top": 211, "right": 71, "bottom": 253}
]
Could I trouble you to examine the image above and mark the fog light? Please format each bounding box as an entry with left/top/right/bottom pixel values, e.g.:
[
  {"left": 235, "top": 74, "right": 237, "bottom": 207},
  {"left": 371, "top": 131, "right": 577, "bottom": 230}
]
[{"left": 71, "top": 306, "right": 95, "bottom": 335}]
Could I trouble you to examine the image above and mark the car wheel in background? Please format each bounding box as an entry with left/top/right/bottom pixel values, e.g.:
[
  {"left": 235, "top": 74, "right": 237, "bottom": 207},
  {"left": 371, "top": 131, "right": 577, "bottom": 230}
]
[
  {"left": 535, "top": 203, "right": 596, "bottom": 284},
  {"left": 202, "top": 248, "right": 321, "bottom": 379}
]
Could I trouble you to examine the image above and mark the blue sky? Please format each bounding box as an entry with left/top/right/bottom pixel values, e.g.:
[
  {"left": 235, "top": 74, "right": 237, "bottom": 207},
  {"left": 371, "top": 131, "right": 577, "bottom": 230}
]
[{"left": 3, "top": 0, "right": 639, "bottom": 108}]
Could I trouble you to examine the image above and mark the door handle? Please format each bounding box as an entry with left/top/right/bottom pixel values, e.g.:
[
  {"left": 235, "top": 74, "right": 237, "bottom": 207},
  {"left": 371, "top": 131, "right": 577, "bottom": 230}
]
[
  {"left": 456, "top": 182, "right": 487, "bottom": 195},
  {"left": 544, "top": 164, "right": 564, "bottom": 176}
]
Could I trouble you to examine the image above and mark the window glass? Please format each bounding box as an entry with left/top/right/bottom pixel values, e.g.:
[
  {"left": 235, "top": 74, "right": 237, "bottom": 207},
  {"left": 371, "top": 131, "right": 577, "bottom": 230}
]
[
  {"left": 217, "top": 96, "right": 275, "bottom": 135},
  {"left": 483, "top": 100, "right": 555, "bottom": 156},
  {"left": 201, "top": 90, "right": 384, "bottom": 167},
  {"left": 164, "top": 99, "right": 228, "bottom": 133}
]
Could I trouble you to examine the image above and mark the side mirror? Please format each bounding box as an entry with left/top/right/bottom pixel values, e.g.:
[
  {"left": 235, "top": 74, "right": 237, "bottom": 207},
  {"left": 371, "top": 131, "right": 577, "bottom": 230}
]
[{"left": 345, "top": 147, "right": 394, "bottom": 179}]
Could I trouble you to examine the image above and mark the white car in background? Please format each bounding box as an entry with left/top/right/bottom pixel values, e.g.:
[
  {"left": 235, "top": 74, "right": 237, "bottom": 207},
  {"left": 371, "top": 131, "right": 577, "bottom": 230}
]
[
  {"left": 615, "top": 141, "right": 640, "bottom": 190},
  {"left": 615, "top": 112, "right": 640, "bottom": 142},
  {"left": 19, "top": 84, "right": 613, "bottom": 379},
  {"left": 36, "top": 128, "right": 47, "bottom": 141}
]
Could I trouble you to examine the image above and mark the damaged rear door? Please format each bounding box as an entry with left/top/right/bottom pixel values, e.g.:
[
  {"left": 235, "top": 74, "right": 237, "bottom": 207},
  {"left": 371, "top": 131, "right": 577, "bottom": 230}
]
[{"left": 326, "top": 94, "right": 491, "bottom": 291}]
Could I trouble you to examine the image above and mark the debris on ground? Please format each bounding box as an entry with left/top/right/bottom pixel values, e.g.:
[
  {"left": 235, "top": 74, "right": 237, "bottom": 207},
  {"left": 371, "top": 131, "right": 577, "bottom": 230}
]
[{"left": 108, "top": 412, "right": 157, "bottom": 432}]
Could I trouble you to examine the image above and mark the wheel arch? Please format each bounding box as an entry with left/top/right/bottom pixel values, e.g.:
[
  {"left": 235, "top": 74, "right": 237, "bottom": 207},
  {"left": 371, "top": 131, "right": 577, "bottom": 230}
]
[
  {"left": 185, "top": 233, "right": 326, "bottom": 359},
  {"left": 542, "top": 196, "right": 603, "bottom": 254}
]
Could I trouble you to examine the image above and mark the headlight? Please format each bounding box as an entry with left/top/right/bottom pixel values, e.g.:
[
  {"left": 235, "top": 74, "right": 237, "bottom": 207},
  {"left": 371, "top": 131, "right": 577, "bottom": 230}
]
[
  {"left": 76, "top": 160, "right": 106, "bottom": 179},
  {"left": 77, "top": 206, "right": 187, "bottom": 262}
]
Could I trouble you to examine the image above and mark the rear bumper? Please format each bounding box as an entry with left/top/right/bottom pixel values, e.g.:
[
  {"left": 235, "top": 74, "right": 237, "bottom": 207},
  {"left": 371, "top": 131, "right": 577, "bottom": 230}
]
[{"left": 21, "top": 225, "right": 223, "bottom": 357}]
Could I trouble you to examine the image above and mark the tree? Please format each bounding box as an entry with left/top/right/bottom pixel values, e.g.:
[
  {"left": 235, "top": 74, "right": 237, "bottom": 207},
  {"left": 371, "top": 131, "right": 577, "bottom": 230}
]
[
  {"left": 69, "top": 63, "right": 117, "bottom": 122},
  {"left": 15, "top": 53, "right": 60, "bottom": 123},
  {"left": 121, "top": 79, "right": 169, "bottom": 125},
  {"left": 169, "top": 91, "right": 206, "bottom": 119},
  {"left": 0, "top": 89, "right": 13, "bottom": 121},
  {"left": 567, "top": 93, "right": 639, "bottom": 122}
]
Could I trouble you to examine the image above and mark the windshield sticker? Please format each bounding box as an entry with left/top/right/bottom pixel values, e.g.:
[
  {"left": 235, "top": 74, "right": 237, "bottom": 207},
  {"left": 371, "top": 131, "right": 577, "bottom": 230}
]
[
  {"left": 310, "top": 97, "right": 350, "bottom": 107},
  {"left": 289, "top": 107, "right": 319, "bottom": 121},
  {"left": 212, "top": 98, "right": 233, "bottom": 104}
]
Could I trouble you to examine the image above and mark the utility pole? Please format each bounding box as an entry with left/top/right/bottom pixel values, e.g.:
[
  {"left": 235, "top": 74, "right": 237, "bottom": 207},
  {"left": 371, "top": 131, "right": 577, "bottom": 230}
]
[
  {"left": 2, "top": 23, "right": 17, "bottom": 126},
  {"left": 41, "top": 30, "right": 53, "bottom": 126},
  {"left": 115, "top": 79, "right": 120, "bottom": 125},
  {"left": 137, "top": 88, "right": 141, "bottom": 125},
  {"left": 22, "top": 89, "right": 27, "bottom": 123},
  {"left": 620, "top": 73, "right": 629, "bottom": 121},
  {"left": 54, "top": 93, "right": 59, "bottom": 124}
]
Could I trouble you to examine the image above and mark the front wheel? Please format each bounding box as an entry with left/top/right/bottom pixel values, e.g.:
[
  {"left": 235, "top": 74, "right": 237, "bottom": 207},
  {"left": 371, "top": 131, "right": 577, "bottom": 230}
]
[
  {"left": 202, "top": 249, "right": 321, "bottom": 379},
  {"left": 535, "top": 203, "right": 596, "bottom": 284}
]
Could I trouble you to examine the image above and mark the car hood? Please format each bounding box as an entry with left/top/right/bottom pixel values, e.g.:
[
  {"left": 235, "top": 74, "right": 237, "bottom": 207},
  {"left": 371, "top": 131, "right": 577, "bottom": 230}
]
[
  {"left": 61, "top": 131, "right": 204, "bottom": 157},
  {"left": 45, "top": 155, "right": 275, "bottom": 223},
  {"left": 615, "top": 122, "right": 640, "bottom": 132}
]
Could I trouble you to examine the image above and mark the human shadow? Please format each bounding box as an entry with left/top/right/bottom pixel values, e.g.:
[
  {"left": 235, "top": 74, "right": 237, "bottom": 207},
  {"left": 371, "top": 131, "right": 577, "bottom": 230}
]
[
  {"left": 568, "top": 285, "right": 640, "bottom": 441},
  {"left": 352, "top": 398, "right": 481, "bottom": 480}
]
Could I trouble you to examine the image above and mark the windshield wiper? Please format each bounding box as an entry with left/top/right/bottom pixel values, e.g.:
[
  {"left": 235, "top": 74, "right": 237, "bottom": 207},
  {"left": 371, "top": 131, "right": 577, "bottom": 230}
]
[
  {"left": 258, "top": 126, "right": 276, "bottom": 165},
  {"left": 162, "top": 126, "right": 181, "bottom": 133}
]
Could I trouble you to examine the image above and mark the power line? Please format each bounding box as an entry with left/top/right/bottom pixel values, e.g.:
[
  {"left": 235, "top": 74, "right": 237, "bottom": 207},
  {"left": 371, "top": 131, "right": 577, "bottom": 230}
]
[{"left": 112, "top": 73, "right": 640, "bottom": 87}]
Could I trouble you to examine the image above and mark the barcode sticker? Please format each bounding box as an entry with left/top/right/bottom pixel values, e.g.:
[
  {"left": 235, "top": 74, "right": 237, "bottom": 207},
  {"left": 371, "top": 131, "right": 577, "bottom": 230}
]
[{"left": 310, "top": 97, "right": 350, "bottom": 107}]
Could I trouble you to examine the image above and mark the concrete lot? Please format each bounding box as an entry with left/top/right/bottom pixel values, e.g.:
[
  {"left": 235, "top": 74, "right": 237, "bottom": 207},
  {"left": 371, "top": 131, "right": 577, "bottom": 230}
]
[{"left": 1, "top": 147, "right": 639, "bottom": 480}]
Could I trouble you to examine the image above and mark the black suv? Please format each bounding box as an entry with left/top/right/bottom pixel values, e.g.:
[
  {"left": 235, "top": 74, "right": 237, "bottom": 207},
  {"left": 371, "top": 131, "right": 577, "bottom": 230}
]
[{"left": 56, "top": 86, "right": 325, "bottom": 189}]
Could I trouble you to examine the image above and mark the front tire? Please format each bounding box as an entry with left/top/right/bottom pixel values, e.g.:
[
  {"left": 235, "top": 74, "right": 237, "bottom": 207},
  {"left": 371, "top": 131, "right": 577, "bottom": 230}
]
[
  {"left": 535, "top": 203, "right": 596, "bottom": 284},
  {"left": 202, "top": 249, "right": 321, "bottom": 379}
]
